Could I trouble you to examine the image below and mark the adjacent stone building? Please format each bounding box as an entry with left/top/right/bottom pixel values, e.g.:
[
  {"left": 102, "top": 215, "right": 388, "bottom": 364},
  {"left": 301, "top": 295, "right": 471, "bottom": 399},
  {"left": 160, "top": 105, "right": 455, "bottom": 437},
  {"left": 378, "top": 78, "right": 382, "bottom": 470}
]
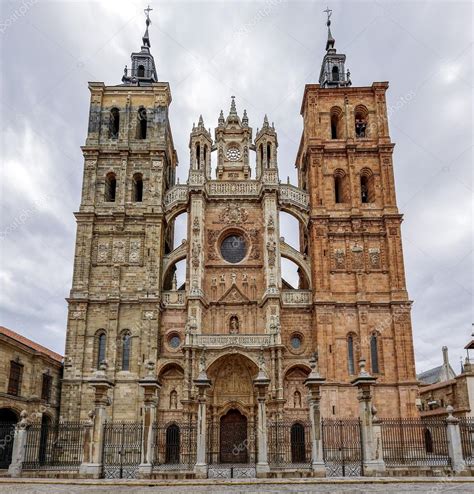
[
  {"left": 0, "top": 326, "right": 63, "bottom": 468},
  {"left": 418, "top": 341, "right": 474, "bottom": 418},
  {"left": 60, "top": 8, "right": 418, "bottom": 459}
]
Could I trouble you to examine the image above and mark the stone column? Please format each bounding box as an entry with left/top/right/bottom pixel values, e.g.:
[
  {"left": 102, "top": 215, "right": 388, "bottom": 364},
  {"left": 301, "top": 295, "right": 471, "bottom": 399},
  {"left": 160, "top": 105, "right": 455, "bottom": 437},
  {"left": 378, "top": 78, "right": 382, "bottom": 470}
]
[
  {"left": 351, "top": 359, "right": 385, "bottom": 476},
  {"left": 254, "top": 350, "right": 271, "bottom": 477},
  {"left": 79, "top": 363, "right": 114, "bottom": 478},
  {"left": 446, "top": 405, "right": 467, "bottom": 474},
  {"left": 194, "top": 348, "right": 211, "bottom": 478},
  {"left": 138, "top": 361, "right": 161, "bottom": 478},
  {"left": 8, "top": 411, "right": 29, "bottom": 478},
  {"left": 304, "top": 353, "right": 326, "bottom": 477}
]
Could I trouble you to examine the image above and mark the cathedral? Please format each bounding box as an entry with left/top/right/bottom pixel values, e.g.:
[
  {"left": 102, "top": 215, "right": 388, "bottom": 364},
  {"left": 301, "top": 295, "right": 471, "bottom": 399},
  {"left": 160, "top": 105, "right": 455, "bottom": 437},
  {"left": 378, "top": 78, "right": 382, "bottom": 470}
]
[{"left": 60, "top": 7, "right": 418, "bottom": 474}]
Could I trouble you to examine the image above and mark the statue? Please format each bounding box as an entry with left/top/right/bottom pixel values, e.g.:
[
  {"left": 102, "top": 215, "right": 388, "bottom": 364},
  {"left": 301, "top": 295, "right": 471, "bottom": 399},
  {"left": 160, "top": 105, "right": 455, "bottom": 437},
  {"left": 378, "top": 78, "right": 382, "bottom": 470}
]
[{"left": 229, "top": 315, "right": 239, "bottom": 334}]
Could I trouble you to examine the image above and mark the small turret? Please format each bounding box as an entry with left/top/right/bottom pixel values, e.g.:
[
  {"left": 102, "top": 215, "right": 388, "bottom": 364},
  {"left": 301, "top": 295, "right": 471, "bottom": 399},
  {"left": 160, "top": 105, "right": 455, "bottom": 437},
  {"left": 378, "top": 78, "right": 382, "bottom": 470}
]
[
  {"left": 189, "top": 114, "right": 212, "bottom": 180},
  {"left": 255, "top": 114, "right": 278, "bottom": 181}
]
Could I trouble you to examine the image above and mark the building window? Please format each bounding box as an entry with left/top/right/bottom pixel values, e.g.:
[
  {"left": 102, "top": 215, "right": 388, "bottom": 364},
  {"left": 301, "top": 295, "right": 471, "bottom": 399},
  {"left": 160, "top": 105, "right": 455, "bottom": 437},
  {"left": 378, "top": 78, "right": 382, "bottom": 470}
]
[
  {"left": 109, "top": 108, "right": 120, "bottom": 139},
  {"left": 330, "top": 107, "right": 343, "bottom": 139},
  {"left": 168, "top": 334, "right": 181, "bottom": 349},
  {"left": 132, "top": 173, "right": 143, "bottom": 202},
  {"left": 137, "top": 107, "right": 147, "bottom": 139},
  {"left": 8, "top": 360, "right": 23, "bottom": 396},
  {"left": 334, "top": 170, "right": 347, "bottom": 204},
  {"left": 360, "top": 169, "right": 375, "bottom": 204},
  {"left": 196, "top": 143, "right": 200, "bottom": 169},
  {"left": 137, "top": 64, "right": 145, "bottom": 77},
  {"left": 121, "top": 332, "right": 131, "bottom": 371},
  {"left": 290, "top": 334, "right": 302, "bottom": 349},
  {"left": 96, "top": 332, "right": 106, "bottom": 368},
  {"left": 165, "top": 424, "right": 180, "bottom": 464},
  {"left": 266, "top": 143, "right": 271, "bottom": 167},
  {"left": 220, "top": 233, "right": 247, "bottom": 264},
  {"left": 105, "top": 173, "right": 116, "bottom": 202},
  {"left": 41, "top": 373, "right": 52, "bottom": 402},
  {"left": 291, "top": 423, "right": 306, "bottom": 463},
  {"left": 347, "top": 335, "right": 355, "bottom": 375},
  {"left": 331, "top": 65, "right": 339, "bottom": 81},
  {"left": 354, "top": 105, "right": 369, "bottom": 138},
  {"left": 370, "top": 334, "right": 380, "bottom": 374}
]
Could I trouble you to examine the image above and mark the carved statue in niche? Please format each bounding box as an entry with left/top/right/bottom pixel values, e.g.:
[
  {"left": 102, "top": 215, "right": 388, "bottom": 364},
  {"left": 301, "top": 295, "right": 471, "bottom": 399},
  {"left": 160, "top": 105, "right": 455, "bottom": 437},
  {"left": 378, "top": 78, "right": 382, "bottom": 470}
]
[
  {"left": 369, "top": 248, "right": 381, "bottom": 269},
  {"left": 267, "top": 238, "right": 276, "bottom": 267},
  {"left": 170, "top": 389, "right": 178, "bottom": 409},
  {"left": 334, "top": 248, "right": 345, "bottom": 269},
  {"left": 229, "top": 315, "right": 239, "bottom": 334},
  {"left": 192, "top": 241, "right": 200, "bottom": 268},
  {"left": 294, "top": 390, "right": 302, "bottom": 408}
]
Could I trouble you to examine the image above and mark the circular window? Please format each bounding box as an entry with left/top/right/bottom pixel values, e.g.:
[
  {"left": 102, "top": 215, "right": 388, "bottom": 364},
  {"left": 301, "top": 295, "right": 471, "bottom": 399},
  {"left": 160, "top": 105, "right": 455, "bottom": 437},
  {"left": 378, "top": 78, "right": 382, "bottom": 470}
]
[
  {"left": 220, "top": 234, "right": 247, "bottom": 263},
  {"left": 226, "top": 146, "right": 241, "bottom": 161},
  {"left": 290, "top": 335, "right": 302, "bottom": 349},
  {"left": 169, "top": 335, "right": 181, "bottom": 349}
]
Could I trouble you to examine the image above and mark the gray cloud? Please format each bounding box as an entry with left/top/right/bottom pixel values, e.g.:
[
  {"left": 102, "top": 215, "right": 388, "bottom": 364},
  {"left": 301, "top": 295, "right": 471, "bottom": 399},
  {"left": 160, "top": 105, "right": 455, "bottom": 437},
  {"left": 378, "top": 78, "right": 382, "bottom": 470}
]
[{"left": 0, "top": 0, "right": 472, "bottom": 375}]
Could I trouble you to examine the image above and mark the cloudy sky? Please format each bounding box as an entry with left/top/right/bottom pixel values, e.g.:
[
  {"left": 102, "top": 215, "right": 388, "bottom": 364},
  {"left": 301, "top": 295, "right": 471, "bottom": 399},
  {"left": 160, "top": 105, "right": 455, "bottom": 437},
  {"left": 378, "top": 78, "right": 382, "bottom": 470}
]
[{"left": 0, "top": 0, "right": 472, "bottom": 374}]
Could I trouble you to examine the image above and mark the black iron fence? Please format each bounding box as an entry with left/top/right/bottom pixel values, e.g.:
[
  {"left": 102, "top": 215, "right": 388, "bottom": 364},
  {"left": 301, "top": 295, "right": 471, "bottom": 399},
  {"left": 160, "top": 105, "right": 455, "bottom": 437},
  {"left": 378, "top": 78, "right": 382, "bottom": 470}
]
[
  {"left": 380, "top": 418, "right": 450, "bottom": 467},
  {"left": 22, "top": 422, "right": 87, "bottom": 470},
  {"left": 267, "top": 419, "right": 312, "bottom": 468},
  {"left": 102, "top": 421, "right": 142, "bottom": 479},
  {"left": 322, "top": 418, "right": 363, "bottom": 477},
  {"left": 0, "top": 422, "right": 15, "bottom": 469},
  {"left": 152, "top": 421, "right": 197, "bottom": 470},
  {"left": 459, "top": 417, "right": 474, "bottom": 466}
]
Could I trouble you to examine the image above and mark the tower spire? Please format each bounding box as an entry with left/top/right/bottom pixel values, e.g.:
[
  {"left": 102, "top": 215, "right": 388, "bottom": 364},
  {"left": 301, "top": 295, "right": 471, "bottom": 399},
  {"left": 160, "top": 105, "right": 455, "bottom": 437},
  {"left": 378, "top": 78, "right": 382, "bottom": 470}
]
[
  {"left": 318, "top": 7, "right": 351, "bottom": 88},
  {"left": 122, "top": 4, "right": 158, "bottom": 85},
  {"left": 142, "top": 5, "right": 153, "bottom": 48}
]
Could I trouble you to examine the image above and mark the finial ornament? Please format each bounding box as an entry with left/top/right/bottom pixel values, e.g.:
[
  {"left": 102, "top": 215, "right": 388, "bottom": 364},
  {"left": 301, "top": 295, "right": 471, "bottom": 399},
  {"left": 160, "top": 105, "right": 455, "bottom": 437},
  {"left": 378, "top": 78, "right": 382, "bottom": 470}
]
[
  {"left": 323, "top": 6, "right": 332, "bottom": 25},
  {"left": 144, "top": 4, "right": 153, "bottom": 24}
]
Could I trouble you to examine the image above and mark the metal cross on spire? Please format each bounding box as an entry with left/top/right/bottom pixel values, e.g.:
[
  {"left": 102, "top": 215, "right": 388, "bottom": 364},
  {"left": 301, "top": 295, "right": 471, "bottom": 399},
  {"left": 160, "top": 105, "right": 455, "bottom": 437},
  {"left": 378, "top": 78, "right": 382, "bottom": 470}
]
[
  {"left": 144, "top": 4, "right": 153, "bottom": 24},
  {"left": 323, "top": 6, "right": 332, "bottom": 26}
]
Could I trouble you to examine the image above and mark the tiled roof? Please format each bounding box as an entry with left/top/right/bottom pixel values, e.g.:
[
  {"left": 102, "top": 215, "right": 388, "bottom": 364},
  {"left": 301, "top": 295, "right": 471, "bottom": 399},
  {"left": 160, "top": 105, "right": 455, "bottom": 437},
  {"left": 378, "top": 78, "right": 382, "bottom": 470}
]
[
  {"left": 0, "top": 326, "right": 63, "bottom": 363},
  {"left": 417, "top": 365, "right": 443, "bottom": 385}
]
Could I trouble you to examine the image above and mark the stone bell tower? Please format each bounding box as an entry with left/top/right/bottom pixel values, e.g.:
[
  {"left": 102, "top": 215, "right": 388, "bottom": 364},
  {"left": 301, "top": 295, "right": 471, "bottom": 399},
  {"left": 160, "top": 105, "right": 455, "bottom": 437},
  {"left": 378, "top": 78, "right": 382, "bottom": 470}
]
[
  {"left": 60, "top": 8, "right": 178, "bottom": 420},
  {"left": 295, "top": 9, "right": 418, "bottom": 418}
]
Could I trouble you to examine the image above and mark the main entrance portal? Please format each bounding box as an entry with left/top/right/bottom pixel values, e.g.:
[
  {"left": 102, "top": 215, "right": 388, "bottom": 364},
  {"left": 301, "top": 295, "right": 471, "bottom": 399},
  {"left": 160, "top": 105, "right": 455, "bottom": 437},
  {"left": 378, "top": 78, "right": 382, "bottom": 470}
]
[{"left": 220, "top": 409, "right": 247, "bottom": 463}]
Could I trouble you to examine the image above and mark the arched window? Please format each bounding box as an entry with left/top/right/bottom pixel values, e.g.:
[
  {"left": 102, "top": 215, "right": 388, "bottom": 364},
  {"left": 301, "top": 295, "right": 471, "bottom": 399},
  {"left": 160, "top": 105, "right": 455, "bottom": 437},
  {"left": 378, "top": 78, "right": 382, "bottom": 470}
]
[
  {"left": 137, "top": 65, "right": 145, "bottom": 78},
  {"left": 109, "top": 108, "right": 120, "bottom": 139},
  {"left": 196, "top": 143, "right": 200, "bottom": 169},
  {"left": 370, "top": 334, "right": 380, "bottom": 374},
  {"left": 347, "top": 335, "right": 355, "bottom": 375},
  {"left": 165, "top": 424, "right": 180, "bottom": 463},
  {"left": 333, "top": 169, "right": 348, "bottom": 204},
  {"left": 354, "top": 105, "right": 369, "bottom": 138},
  {"left": 203, "top": 145, "right": 207, "bottom": 168},
  {"left": 121, "top": 332, "right": 131, "bottom": 371},
  {"left": 104, "top": 173, "right": 116, "bottom": 202},
  {"left": 266, "top": 143, "right": 271, "bottom": 168},
  {"left": 332, "top": 65, "right": 339, "bottom": 81},
  {"left": 360, "top": 169, "right": 375, "bottom": 204},
  {"left": 137, "top": 107, "right": 147, "bottom": 139},
  {"left": 132, "top": 173, "right": 143, "bottom": 202},
  {"left": 259, "top": 144, "right": 264, "bottom": 166},
  {"left": 96, "top": 332, "right": 106, "bottom": 368},
  {"left": 291, "top": 423, "right": 306, "bottom": 463},
  {"left": 330, "top": 107, "right": 343, "bottom": 139}
]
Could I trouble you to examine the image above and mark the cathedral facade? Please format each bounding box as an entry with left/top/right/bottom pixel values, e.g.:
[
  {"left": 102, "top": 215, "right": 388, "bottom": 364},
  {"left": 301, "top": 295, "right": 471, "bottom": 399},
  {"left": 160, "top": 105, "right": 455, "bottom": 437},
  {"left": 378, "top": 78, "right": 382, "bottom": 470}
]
[{"left": 60, "top": 9, "right": 418, "bottom": 452}]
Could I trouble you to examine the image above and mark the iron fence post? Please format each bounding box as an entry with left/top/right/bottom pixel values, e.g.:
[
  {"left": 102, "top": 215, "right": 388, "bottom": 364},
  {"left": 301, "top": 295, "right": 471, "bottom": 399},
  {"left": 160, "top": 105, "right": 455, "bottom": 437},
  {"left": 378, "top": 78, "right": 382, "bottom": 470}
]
[
  {"left": 446, "top": 406, "right": 467, "bottom": 474},
  {"left": 7, "top": 411, "right": 29, "bottom": 478}
]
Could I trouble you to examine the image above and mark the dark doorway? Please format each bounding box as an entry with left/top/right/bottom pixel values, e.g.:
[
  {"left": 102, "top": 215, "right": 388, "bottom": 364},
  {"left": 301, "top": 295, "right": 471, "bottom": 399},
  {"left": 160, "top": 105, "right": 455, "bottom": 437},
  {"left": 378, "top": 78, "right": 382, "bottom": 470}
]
[
  {"left": 39, "top": 415, "right": 51, "bottom": 465},
  {"left": 220, "top": 409, "right": 247, "bottom": 463},
  {"left": 165, "top": 424, "right": 180, "bottom": 464},
  {"left": 291, "top": 422, "right": 306, "bottom": 463},
  {"left": 0, "top": 408, "right": 17, "bottom": 468}
]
